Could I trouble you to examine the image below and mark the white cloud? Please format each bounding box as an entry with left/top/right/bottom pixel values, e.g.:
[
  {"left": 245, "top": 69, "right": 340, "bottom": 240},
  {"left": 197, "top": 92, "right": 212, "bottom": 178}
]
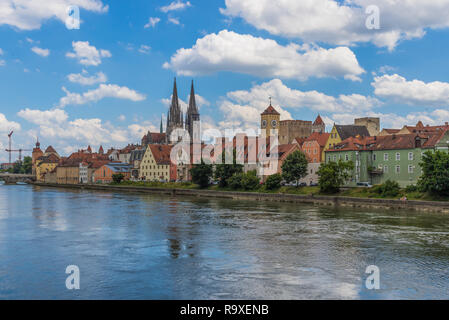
[
  {"left": 67, "top": 70, "right": 107, "bottom": 85},
  {"left": 66, "top": 41, "right": 111, "bottom": 66},
  {"left": 372, "top": 74, "right": 449, "bottom": 107},
  {"left": 221, "top": 0, "right": 449, "bottom": 51},
  {"left": 138, "top": 45, "right": 151, "bottom": 54},
  {"left": 144, "top": 17, "right": 160, "bottom": 28},
  {"left": 0, "top": 59, "right": 4, "bottom": 66},
  {"left": 17, "top": 108, "right": 68, "bottom": 125},
  {"left": 0, "top": 0, "right": 108, "bottom": 30},
  {"left": 168, "top": 17, "right": 180, "bottom": 25},
  {"left": 18, "top": 108, "right": 129, "bottom": 147},
  {"left": 0, "top": 48, "right": 3, "bottom": 55},
  {"left": 31, "top": 46, "right": 50, "bottom": 57},
  {"left": 160, "top": 1, "right": 191, "bottom": 13},
  {"left": 58, "top": 84, "right": 146, "bottom": 107},
  {"left": 118, "top": 114, "right": 126, "bottom": 121},
  {"left": 128, "top": 122, "right": 158, "bottom": 139},
  {"left": 163, "top": 30, "right": 364, "bottom": 81},
  {"left": 0, "top": 113, "right": 21, "bottom": 132}
]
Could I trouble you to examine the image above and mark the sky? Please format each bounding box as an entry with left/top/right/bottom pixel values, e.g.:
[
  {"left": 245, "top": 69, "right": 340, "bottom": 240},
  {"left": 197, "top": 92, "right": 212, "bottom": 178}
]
[{"left": 2, "top": 0, "right": 449, "bottom": 162}]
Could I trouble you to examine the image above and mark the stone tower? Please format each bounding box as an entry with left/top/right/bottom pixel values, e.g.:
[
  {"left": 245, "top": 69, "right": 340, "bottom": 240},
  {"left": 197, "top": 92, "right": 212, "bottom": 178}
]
[
  {"left": 260, "top": 101, "right": 280, "bottom": 138},
  {"left": 185, "top": 80, "right": 200, "bottom": 142},
  {"left": 31, "top": 138, "right": 43, "bottom": 176},
  {"left": 166, "top": 78, "right": 184, "bottom": 144},
  {"left": 354, "top": 117, "right": 380, "bottom": 136}
]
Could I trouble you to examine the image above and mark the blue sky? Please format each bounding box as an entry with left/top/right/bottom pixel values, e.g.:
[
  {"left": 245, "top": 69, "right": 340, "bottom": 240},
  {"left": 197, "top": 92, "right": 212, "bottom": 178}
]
[{"left": 1, "top": 0, "right": 449, "bottom": 162}]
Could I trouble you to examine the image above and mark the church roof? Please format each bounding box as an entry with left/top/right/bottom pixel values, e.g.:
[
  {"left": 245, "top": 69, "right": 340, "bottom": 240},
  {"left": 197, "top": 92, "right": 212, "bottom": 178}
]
[
  {"left": 45, "top": 146, "right": 57, "bottom": 154},
  {"left": 261, "top": 105, "right": 280, "bottom": 115},
  {"left": 313, "top": 115, "right": 324, "bottom": 125}
]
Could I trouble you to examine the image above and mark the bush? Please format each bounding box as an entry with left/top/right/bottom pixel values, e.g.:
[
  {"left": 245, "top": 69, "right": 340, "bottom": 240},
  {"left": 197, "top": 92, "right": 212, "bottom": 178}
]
[
  {"left": 372, "top": 180, "right": 401, "bottom": 198},
  {"left": 265, "top": 173, "right": 282, "bottom": 190},
  {"left": 227, "top": 173, "right": 243, "bottom": 189},
  {"left": 405, "top": 184, "right": 418, "bottom": 193},
  {"left": 112, "top": 173, "right": 124, "bottom": 184},
  {"left": 241, "top": 170, "right": 260, "bottom": 190},
  {"left": 281, "top": 150, "right": 308, "bottom": 186},
  {"left": 418, "top": 150, "right": 449, "bottom": 195}
]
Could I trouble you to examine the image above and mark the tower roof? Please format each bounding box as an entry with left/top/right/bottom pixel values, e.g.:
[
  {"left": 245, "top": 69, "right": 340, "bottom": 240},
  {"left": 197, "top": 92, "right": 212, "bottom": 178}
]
[
  {"left": 45, "top": 145, "right": 57, "bottom": 154},
  {"left": 188, "top": 80, "right": 199, "bottom": 115},
  {"left": 313, "top": 115, "right": 324, "bottom": 125},
  {"left": 261, "top": 105, "right": 280, "bottom": 116}
]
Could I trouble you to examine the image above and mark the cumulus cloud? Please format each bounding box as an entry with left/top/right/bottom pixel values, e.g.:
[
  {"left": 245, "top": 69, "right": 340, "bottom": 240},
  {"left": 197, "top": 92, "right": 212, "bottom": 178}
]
[
  {"left": 31, "top": 46, "right": 50, "bottom": 57},
  {"left": 66, "top": 41, "right": 111, "bottom": 66},
  {"left": 163, "top": 30, "right": 365, "bottom": 81},
  {"left": 18, "top": 108, "right": 129, "bottom": 148},
  {"left": 144, "top": 17, "right": 160, "bottom": 28},
  {"left": 0, "top": 59, "right": 4, "bottom": 66},
  {"left": 0, "top": 0, "right": 108, "bottom": 30},
  {"left": 160, "top": 1, "right": 191, "bottom": 13},
  {"left": 0, "top": 112, "right": 21, "bottom": 132},
  {"left": 221, "top": 0, "right": 449, "bottom": 51},
  {"left": 372, "top": 74, "right": 449, "bottom": 107},
  {"left": 58, "top": 84, "right": 146, "bottom": 107},
  {"left": 67, "top": 70, "right": 107, "bottom": 85}
]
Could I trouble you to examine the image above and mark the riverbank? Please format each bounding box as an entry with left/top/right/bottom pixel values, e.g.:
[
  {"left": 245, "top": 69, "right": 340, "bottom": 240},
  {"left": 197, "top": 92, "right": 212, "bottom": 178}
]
[{"left": 31, "top": 182, "right": 449, "bottom": 213}]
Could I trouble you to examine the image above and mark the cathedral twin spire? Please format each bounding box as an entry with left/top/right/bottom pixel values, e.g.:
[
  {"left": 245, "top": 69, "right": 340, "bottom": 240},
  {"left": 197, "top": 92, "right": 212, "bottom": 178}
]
[{"left": 166, "top": 78, "right": 200, "bottom": 143}]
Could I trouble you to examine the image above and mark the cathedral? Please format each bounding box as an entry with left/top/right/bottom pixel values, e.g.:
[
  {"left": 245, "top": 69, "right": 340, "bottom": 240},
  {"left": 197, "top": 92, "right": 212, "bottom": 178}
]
[{"left": 141, "top": 78, "right": 201, "bottom": 146}]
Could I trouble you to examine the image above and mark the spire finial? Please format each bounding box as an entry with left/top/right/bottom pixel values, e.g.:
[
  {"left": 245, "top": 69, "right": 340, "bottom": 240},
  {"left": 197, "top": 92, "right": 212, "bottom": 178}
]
[{"left": 269, "top": 96, "right": 272, "bottom": 106}]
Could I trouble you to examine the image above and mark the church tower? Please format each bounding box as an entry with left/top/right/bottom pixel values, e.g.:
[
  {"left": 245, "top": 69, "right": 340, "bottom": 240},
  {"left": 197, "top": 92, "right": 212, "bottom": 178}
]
[
  {"left": 185, "top": 80, "right": 200, "bottom": 142},
  {"left": 166, "top": 78, "right": 184, "bottom": 144},
  {"left": 260, "top": 100, "right": 280, "bottom": 138}
]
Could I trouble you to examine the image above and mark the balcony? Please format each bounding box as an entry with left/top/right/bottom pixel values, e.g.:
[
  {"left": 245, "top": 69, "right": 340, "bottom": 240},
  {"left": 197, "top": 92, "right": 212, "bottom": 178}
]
[{"left": 368, "top": 166, "right": 383, "bottom": 175}]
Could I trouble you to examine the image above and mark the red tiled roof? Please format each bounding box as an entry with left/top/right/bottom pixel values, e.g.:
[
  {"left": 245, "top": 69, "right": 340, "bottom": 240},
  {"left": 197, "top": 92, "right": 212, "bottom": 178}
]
[
  {"left": 45, "top": 146, "right": 57, "bottom": 153},
  {"left": 383, "top": 129, "right": 400, "bottom": 134},
  {"left": 293, "top": 137, "right": 306, "bottom": 147},
  {"left": 305, "top": 132, "right": 330, "bottom": 147},
  {"left": 261, "top": 105, "right": 280, "bottom": 115},
  {"left": 149, "top": 144, "right": 173, "bottom": 165}
]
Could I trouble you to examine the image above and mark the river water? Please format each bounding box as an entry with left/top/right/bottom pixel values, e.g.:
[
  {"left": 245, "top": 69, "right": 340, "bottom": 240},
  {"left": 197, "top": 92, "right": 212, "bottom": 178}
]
[{"left": 1, "top": 185, "right": 449, "bottom": 299}]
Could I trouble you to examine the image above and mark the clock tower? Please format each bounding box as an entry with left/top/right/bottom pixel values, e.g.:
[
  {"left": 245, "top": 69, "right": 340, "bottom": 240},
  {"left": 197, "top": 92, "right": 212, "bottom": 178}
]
[{"left": 260, "top": 101, "right": 280, "bottom": 138}]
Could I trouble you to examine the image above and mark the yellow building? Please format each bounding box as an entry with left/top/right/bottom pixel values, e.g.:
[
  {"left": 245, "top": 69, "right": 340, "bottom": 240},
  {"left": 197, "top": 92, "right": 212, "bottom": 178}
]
[
  {"left": 35, "top": 153, "right": 59, "bottom": 181},
  {"left": 260, "top": 104, "right": 280, "bottom": 138},
  {"left": 322, "top": 124, "right": 370, "bottom": 160},
  {"left": 140, "top": 145, "right": 174, "bottom": 181}
]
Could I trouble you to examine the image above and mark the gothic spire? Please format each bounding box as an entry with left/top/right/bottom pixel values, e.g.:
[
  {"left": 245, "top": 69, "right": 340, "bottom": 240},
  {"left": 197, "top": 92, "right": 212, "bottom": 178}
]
[
  {"left": 188, "top": 80, "right": 199, "bottom": 115},
  {"left": 160, "top": 116, "right": 163, "bottom": 134}
]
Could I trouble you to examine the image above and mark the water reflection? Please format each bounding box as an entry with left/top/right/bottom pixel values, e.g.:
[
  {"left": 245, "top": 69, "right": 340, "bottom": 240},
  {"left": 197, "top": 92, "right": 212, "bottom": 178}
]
[{"left": 1, "top": 185, "right": 449, "bottom": 299}]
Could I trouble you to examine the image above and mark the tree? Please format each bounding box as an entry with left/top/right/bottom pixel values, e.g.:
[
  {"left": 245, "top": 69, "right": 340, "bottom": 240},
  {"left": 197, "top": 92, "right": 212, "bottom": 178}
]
[
  {"left": 317, "top": 160, "right": 354, "bottom": 193},
  {"left": 21, "top": 156, "right": 32, "bottom": 174},
  {"left": 190, "top": 161, "right": 213, "bottom": 188},
  {"left": 241, "top": 170, "right": 260, "bottom": 190},
  {"left": 281, "top": 150, "right": 308, "bottom": 186},
  {"left": 112, "top": 173, "right": 125, "bottom": 184},
  {"left": 265, "top": 173, "right": 282, "bottom": 190},
  {"left": 215, "top": 149, "right": 243, "bottom": 187},
  {"left": 228, "top": 172, "right": 243, "bottom": 190},
  {"left": 418, "top": 150, "right": 449, "bottom": 195}
]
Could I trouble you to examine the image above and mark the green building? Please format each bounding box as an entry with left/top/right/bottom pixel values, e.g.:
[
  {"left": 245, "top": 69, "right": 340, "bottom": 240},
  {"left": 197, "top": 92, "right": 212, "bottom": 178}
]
[{"left": 325, "top": 131, "right": 449, "bottom": 187}]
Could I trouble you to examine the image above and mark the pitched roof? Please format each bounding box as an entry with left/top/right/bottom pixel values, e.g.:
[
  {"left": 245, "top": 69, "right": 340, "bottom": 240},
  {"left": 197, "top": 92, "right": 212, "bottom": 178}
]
[
  {"left": 313, "top": 115, "right": 324, "bottom": 125},
  {"left": 261, "top": 105, "right": 280, "bottom": 115},
  {"left": 382, "top": 128, "right": 401, "bottom": 134},
  {"left": 335, "top": 125, "right": 370, "bottom": 140},
  {"left": 148, "top": 144, "right": 173, "bottom": 165},
  {"left": 45, "top": 146, "right": 57, "bottom": 154},
  {"left": 305, "top": 132, "right": 330, "bottom": 147},
  {"left": 105, "top": 163, "right": 132, "bottom": 172},
  {"left": 293, "top": 137, "right": 307, "bottom": 147}
]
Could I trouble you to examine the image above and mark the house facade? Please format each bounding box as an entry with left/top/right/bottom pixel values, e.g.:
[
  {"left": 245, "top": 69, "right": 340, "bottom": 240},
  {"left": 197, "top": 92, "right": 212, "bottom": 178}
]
[
  {"left": 93, "top": 163, "right": 131, "bottom": 183},
  {"left": 140, "top": 145, "right": 176, "bottom": 182}
]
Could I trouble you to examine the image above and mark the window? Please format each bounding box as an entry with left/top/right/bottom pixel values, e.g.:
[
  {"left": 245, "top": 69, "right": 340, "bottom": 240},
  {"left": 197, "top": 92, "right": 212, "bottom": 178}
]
[
  {"left": 333, "top": 155, "right": 336, "bottom": 161},
  {"left": 384, "top": 153, "right": 388, "bottom": 161},
  {"left": 383, "top": 165, "right": 388, "bottom": 173},
  {"left": 408, "top": 165, "right": 414, "bottom": 173},
  {"left": 373, "top": 154, "right": 376, "bottom": 161},
  {"left": 408, "top": 152, "right": 414, "bottom": 161},
  {"left": 395, "top": 165, "right": 400, "bottom": 174},
  {"left": 396, "top": 153, "right": 400, "bottom": 161},
  {"left": 345, "top": 154, "right": 349, "bottom": 161},
  {"left": 328, "top": 156, "right": 331, "bottom": 162}
]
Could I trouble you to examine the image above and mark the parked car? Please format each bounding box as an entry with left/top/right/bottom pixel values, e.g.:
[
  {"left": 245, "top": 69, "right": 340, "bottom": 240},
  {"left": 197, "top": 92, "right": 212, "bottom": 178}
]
[
  {"left": 356, "top": 182, "right": 373, "bottom": 188},
  {"left": 309, "top": 182, "right": 318, "bottom": 187}
]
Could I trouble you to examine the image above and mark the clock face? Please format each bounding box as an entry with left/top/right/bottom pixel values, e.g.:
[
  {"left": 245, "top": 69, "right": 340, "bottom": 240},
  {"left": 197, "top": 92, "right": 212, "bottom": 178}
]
[
  {"left": 271, "top": 120, "right": 277, "bottom": 127},
  {"left": 261, "top": 120, "right": 267, "bottom": 128}
]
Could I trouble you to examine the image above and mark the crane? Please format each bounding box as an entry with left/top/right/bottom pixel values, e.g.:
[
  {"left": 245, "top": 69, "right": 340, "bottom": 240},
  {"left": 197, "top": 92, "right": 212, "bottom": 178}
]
[{"left": 5, "top": 131, "right": 32, "bottom": 163}]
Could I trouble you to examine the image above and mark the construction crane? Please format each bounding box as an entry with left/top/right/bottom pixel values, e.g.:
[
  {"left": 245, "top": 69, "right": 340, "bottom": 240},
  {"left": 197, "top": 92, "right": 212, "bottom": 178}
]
[{"left": 5, "top": 131, "right": 32, "bottom": 163}]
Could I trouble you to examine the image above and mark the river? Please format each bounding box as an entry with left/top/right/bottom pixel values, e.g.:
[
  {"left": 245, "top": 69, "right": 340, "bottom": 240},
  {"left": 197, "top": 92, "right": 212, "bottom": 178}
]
[{"left": 1, "top": 184, "right": 449, "bottom": 299}]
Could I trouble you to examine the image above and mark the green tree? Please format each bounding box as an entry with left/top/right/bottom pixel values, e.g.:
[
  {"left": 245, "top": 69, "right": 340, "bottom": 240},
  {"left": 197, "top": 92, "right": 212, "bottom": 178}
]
[
  {"left": 112, "top": 173, "right": 125, "bottom": 184},
  {"left": 265, "top": 173, "right": 282, "bottom": 190},
  {"left": 215, "top": 149, "right": 243, "bottom": 187},
  {"left": 371, "top": 180, "right": 401, "bottom": 198},
  {"left": 281, "top": 150, "right": 308, "bottom": 186},
  {"left": 228, "top": 172, "right": 243, "bottom": 190},
  {"left": 190, "top": 161, "right": 213, "bottom": 188},
  {"left": 317, "top": 160, "right": 354, "bottom": 193},
  {"left": 21, "top": 156, "right": 32, "bottom": 174},
  {"left": 241, "top": 170, "right": 260, "bottom": 190},
  {"left": 418, "top": 150, "right": 449, "bottom": 195}
]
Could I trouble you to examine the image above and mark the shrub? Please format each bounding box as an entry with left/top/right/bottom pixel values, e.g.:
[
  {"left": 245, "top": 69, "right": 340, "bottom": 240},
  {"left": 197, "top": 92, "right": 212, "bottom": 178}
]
[
  {"left": 317, "top": 160, "right": 354, "bottom": 193},
  {"left": 241, "top": 170, "right": 260, "bottom": 190},
  {"left": 228, "top": 173, "right": 243, "bottom": 190},
  {"left": 190, "top": 162, "right": 213, "bottom": 188},
  {"left": 265, "top": 173, "right": 282, "bottom": 190},
  {"left": 405, "top": 184, "right": 418, "bottom": 193},
  {"left": 281, "top": 150, "right": 308, "bottom": 186},
  {"left": 112, "top": 173, "right": 124, "bottom": 184},
  {"left": 372, "top": 180, "right": 401, "bottom": 198}
]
